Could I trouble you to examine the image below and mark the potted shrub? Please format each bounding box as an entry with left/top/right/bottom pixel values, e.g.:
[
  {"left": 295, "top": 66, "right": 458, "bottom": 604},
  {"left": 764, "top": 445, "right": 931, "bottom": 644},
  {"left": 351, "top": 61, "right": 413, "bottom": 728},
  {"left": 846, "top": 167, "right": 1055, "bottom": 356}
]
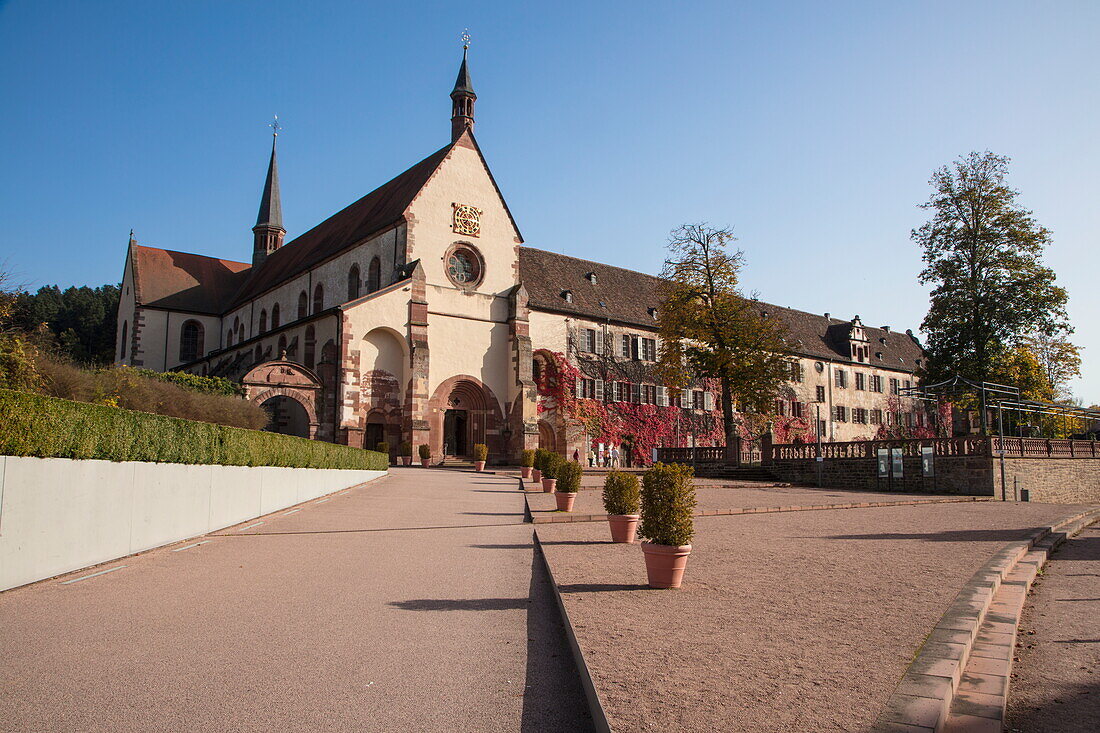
[
  {"left": 376, "top": 441, "right": 391, "bottom": 465},
  {"left": 418, "top": 443, "right": 432, "bottom": 467},
  {"left": 540, "top": 453, "right": 561, "bottom": 493},
  {"left": 532, "top": 448, "right": 546, "bottom": 483},
  {"left": 473, "top": 443, "right": 488, "bottom": 472},
  {"left": 520, "top": 449, "right": 535, "bottom": 480},
  {"left": 398, "top": 441, "right": 413, "bottom": 466},
  {"left": 639, "top": 462, "right": 697, "bottom": 589},
  {"left": 555, "top": 459, "right": 582, "bottom": 511},
  {"left": 602, "top": 470, "right": 641, "bottom": 543}
]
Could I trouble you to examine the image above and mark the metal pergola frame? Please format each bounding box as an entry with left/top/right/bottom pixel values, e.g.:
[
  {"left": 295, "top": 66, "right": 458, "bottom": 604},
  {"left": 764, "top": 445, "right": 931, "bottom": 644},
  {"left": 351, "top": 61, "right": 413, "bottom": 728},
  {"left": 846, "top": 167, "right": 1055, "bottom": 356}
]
[{"left": 899, "top": 375, "right": 1020, "bottom": 435}]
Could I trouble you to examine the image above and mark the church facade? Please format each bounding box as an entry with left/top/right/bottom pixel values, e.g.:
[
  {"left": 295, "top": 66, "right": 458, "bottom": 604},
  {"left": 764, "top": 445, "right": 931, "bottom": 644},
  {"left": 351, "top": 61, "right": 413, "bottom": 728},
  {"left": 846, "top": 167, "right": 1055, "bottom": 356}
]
[{"left": 114, "top": 49, "right": 927, "bottom": 464}]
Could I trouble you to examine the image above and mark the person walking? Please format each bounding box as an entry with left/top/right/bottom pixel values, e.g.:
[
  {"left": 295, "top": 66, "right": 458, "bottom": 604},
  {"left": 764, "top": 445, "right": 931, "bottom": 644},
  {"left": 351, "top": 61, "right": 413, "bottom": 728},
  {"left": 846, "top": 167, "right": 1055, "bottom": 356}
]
[
  {"left": 611, "top": 446, "right": 620, "bottom": 467},
  {"left": 587, "top": 449, "right": 595, "bottom": 467},
  {"left": 572, "top": 448, "right": 580, "bottom": 463}
]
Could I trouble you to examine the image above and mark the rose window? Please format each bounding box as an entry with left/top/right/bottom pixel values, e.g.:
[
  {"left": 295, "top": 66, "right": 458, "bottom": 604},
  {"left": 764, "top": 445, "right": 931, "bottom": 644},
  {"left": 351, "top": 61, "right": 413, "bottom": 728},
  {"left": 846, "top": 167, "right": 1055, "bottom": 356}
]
[{"left": 446, "top": 246, "right": 483, "bottom": 287}]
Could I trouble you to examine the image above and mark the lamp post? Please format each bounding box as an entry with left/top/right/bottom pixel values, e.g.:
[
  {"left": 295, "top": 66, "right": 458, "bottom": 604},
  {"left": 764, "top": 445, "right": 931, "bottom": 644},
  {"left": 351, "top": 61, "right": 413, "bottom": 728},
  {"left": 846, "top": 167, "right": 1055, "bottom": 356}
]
[{"left": 815, "top": 401, "right": 823, "bottom": 488}]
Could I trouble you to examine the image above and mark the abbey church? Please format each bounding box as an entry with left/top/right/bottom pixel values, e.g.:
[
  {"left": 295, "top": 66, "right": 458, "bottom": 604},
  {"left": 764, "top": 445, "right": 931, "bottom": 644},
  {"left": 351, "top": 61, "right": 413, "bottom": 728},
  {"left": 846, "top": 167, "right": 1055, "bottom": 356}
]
[{"left": 115, "top": 48, "right": 926, "bottom": 464}]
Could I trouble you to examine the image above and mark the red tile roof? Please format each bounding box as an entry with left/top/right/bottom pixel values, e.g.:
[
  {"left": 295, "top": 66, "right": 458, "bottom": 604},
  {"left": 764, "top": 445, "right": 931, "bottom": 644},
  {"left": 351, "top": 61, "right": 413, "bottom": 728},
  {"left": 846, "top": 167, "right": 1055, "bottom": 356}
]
[
  {"left": 518, "top": 246, "right": 923, "bottom": 372},
  {"left": 132, "top": 245, "right": 250, "bottom": 315}
]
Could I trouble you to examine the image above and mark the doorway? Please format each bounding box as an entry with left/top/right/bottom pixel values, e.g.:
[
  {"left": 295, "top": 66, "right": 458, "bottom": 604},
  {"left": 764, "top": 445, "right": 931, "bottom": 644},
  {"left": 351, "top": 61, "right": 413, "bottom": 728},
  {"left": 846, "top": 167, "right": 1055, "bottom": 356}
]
[
  {"left": 365, "top": 422, "right": 386, "bottom": 452},
  {"left": 443, "top": 409, "right": 468, "bottom": 456}
]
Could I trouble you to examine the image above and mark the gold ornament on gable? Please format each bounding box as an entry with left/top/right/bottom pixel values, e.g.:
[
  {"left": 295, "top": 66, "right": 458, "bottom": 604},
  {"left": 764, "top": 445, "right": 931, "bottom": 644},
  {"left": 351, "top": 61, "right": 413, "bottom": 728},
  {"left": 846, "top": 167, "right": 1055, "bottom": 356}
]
[{"left": 452, "top": 203, "right": 481, "bottom": 237}]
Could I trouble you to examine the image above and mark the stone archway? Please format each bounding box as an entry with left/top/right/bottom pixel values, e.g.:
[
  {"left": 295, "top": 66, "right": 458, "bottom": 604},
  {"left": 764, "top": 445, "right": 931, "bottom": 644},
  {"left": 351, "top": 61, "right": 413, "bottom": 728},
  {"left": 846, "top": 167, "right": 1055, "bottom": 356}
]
[
  {"left": 537, "top": 419, "right": 564, "bottom": 455},
  {"left": 242, "top": 360, "right": 323, "bottom": 440},
  {"left": 428, "top": 375, "right": 505, "bottom": 459}
]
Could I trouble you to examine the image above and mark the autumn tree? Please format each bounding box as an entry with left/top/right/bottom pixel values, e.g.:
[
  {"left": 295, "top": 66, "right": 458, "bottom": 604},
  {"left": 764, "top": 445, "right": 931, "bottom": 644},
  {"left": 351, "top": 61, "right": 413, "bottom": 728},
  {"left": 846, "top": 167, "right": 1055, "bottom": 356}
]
[
  {"left": 915, "top": 152, "right": 1070, "bottom": 387},
  {"left": 1018, "top": 332, "right": 1081, "bottom": 400},
  {"left": 656, "top": 224, "right": 794, "bottom": 452}
]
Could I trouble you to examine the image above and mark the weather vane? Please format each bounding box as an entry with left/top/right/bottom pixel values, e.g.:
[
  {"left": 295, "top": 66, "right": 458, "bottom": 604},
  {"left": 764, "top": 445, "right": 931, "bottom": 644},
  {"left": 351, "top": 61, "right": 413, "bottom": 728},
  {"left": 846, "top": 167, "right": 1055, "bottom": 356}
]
[
  {"left": 269, "top": 115, "right": 281, "bottom": 137},
  {"left": 461, "top": 29, "right": 470, "bottom": 48}
]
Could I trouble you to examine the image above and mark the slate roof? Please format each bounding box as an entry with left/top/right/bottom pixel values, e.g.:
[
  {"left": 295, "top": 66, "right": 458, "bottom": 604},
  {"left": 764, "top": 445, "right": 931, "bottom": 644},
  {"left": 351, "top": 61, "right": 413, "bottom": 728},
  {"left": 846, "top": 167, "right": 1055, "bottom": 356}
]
[
  {"left": 131, "top": 245, "right": 251, "bottom": 315},
  {"left": 452, "top": 47, "right": 475, "bottom": 97},
  {"left": 255, "top": 136, "right": 283, "bottom": 230},
  {"left": 225, "top": 140, "right": 456, "bottom": 309},
  {"left": 518, "top": 246, "right": 923, "bottom": 373}
]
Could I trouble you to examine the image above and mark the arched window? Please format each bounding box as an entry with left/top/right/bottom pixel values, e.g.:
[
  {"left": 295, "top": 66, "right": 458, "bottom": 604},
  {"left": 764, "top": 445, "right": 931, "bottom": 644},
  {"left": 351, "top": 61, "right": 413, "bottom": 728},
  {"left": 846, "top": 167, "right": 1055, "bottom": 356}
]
[
  {"left": 237, "top": 323, "right": 244, "bottom": 343},
  {"left": 277, "top": 334, "right": 287, "bottom": 357},
  {"left": 259, "top": 309, "right": 268, "bottom": 333},
  {"left": 313, "top": 283, "right": 324, "bottom": 313},
  {"left": 120, "top": 321, "right": 128, "bottom": 360},
  {"left": 297, "top": 291, "right": 308, "bottom": 319},
  {"left": 368, "top": 257, "right": 381, "bottom": 292},
  {"left": 348, "top": 264, "right": 361, "bottom": 300},
  {"left": 271, "top": 303, "right": 280, "bottom": 329},
  {"left": 305, "top": 325, "right": 316, "bottom": 369},
  {"left": 227, "top": 329, "right": 234, "bottom": 347},
  {"left": 179, "top": 320, "right": 203, "bottom": 362}
]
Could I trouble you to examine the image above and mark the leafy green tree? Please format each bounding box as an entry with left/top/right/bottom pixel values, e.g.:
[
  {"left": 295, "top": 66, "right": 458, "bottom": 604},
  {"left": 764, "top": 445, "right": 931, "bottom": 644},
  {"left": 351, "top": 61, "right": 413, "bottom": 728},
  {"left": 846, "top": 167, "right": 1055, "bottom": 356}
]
[
  {"left": 656, "top": 224, "right": 794, "bottom": 451},
  {"left": 11, "top": 283, "right": 120, "bottom": 364},
  {"left": 915, "top": 152, "right": 1070, "bottom": 386}
]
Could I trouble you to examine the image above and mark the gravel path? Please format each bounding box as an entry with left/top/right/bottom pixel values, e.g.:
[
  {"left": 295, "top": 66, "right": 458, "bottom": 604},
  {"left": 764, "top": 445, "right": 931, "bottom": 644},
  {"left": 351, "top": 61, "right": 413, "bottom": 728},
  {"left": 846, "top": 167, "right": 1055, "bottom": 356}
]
[
  {"left": 1005, "top": 521, "right": 1100, "bottom": 732},
  {"left": 0, "top": 468, "right": 593, "bottom": 732},
  {"left": 526, "top": 483, "right": 968, "bottom": 517},
  {"left": 537, "top": 501, "right": 1089, "bottom": 733}
]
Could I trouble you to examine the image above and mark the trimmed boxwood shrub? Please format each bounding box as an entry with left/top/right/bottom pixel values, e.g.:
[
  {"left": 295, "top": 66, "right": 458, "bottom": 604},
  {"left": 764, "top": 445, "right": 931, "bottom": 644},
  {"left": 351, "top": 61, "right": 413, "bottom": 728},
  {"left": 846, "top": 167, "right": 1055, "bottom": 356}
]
[
  {"left": 473, "top": 443, "right": 488, "bottom": 462},
  {"left": 602, "top": 470, "right": 640, "bottom": 515},
  {"left": 556, "top": 460, "right": 582, "bottom": 493},
  {"left": 533, "top": 448, "right": 548, "bottom": 472},
  {"left": 375, "top": 441, "right": 390, "bottom": 456},
  {"left": 640, "top": 462, "right": 696, "bottom": 547},
  {"left": 541, "top": 453, "right": 564, "bottom": 480},
  {"left": 0, "top": 389, "right": 388, "bottom": 470},
  {"left": 521, "top": 449, "right": 535, "bottom": 468},
  {"left": 418, "top": 443, "right": 432, "bottom": 460}
]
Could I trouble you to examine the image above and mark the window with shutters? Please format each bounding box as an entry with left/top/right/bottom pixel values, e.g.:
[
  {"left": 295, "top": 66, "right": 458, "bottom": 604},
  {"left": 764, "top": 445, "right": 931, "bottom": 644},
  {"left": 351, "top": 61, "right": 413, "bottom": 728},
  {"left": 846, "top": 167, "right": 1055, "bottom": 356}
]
[
  {"left": 853, "top": 408, "right": 868, "bottom": 424},
  {"left": 816, "top": 385, "right": 826, "bottom": 402},
  {"left": 870, "top": 408, "right": 883, "bottom": 425},
  {"left": 790, "top": 361, "right": 804, "bottom": 383},
  {"left": 776, "top": 399, "right": 787, "bottom": 416},
  {"left": 579, "top": 378, "right": 595, "bottom": 399},
  {"left": 691, "top": 390, "right": 703, "bottom": 410},
  {"left": 903, "top": 412, "right": 914, "bottom": 427},
  {"left": 642, "top": 385, "right": 657, "bottom": 404},
  {"left": 791, "top": 401, "right": 804, "bottom": 418},
  {"left": 640, "top": 338, "right": 656, "bottom": 361},
  {"left": 871, "top": 375, "right": 883, "bottom": 393},
  {"left": 621, "top": 335, "right": 631, "bottom": 359},
  {"left": 855, "top": 372, "right": 866, "bottom": 391},
  {"left": 890, "top": 378, "right": 900, "bottom": 395},
  {"left": 583, "top": 329, "right": 596, "bottom": 353},
  {"left": 835, "top": 369, "right": 847, "bottom": 388},
  {"left": 903, "top": 379, "right": 912, "bottom": 391},
  {"left": 835, "top": 405, "right": 847, "bottom": 422}
]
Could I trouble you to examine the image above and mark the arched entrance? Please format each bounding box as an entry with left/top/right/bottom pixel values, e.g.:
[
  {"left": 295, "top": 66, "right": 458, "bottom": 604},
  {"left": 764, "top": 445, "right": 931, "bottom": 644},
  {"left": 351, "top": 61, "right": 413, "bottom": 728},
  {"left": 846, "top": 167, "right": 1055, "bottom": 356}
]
[
  {"left": 428, "top": 375, "right": 505, "bottom": 459},
  {"left": 538, "top": 419, "right": 561, "bottom": 454},
  {"left": 261, "top": 395, "right": 311, "bottom": 438}
]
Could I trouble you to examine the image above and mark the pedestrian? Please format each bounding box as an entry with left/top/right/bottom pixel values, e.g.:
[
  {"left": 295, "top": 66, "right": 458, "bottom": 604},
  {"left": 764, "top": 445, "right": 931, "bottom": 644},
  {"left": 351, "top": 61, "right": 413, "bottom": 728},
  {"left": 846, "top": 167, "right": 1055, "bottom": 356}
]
[
  {"left": 587, "top": 449, "right": 595, "bottom": 467},
  {"left": 573, "top": 448, "right": 580, "bottom": 463},
  {"left": 611, "top": 446, "right": 620, "bottom": 467}
]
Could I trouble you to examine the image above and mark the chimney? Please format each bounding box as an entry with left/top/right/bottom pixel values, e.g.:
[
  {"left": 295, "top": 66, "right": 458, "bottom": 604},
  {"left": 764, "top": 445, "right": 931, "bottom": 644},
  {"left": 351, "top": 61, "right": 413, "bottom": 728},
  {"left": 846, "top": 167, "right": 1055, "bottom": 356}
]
[
  {"left": 824, "top": 312, "right": 830, "bottom": 320},
  {"left": 881, "top": 325, "right": 891, "bottom": 333}
]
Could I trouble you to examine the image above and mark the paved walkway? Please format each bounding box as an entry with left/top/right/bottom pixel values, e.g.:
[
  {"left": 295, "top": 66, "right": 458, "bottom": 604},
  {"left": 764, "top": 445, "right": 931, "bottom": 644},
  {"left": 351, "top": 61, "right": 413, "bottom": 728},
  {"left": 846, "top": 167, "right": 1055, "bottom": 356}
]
[
  {"left": 1006, "top": 521, "right": 1100, "bottom": 732},
  {"left": 0, "top": 468, "right": 593, "bottom": 732}
]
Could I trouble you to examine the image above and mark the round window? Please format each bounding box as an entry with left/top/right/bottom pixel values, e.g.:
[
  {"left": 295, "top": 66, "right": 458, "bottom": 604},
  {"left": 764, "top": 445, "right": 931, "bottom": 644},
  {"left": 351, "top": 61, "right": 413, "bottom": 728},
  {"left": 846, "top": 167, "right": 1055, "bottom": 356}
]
[{"left": 446, "top": 246, "right": 483, "bottom": 287}]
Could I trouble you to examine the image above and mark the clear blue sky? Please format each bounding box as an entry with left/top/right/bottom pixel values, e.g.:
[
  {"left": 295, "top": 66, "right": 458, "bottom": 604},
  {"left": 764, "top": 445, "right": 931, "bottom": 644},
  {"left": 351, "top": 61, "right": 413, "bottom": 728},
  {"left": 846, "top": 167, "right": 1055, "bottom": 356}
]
[{"left": 1, "top": 1, "right": 1097, "bottom": 402}]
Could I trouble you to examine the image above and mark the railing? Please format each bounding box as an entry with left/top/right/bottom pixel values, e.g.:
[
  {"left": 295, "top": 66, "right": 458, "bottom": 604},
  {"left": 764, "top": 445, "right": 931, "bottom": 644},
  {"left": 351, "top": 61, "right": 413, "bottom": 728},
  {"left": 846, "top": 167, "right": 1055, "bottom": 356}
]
[
  {"left": 993, "top": 437, "right": 1100, "bottom": 458},
  {"left": 770, "top": 436, "right": 991, "bottom": 461},
  {"left": 657, "top": 446, "right": 728, "bottom": 463}
]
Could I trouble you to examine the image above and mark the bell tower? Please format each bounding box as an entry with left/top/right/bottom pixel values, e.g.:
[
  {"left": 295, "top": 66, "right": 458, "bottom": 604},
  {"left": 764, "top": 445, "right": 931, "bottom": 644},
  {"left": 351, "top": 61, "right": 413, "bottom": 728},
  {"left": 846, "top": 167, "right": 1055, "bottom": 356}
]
[
  {"left": 450, "top": 37, "right": 476, "bottom": 141},
  {"left": 253, "top": 118, "right": 285, "bottom": 267}
]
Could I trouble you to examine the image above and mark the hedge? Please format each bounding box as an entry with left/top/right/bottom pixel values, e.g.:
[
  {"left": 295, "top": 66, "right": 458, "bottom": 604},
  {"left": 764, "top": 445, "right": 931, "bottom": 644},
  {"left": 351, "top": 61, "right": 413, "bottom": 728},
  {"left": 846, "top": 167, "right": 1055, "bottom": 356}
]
[{"left": 0, "top": 389, "right": 389, "bottom": 471}]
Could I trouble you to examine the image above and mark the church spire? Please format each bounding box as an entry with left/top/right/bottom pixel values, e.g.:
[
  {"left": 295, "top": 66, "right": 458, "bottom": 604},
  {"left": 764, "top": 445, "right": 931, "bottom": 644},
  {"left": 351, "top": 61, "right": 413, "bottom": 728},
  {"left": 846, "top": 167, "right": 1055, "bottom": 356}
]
[
  {"left": 253, "top": 117, "right": 285, "bottom": 267},
  {"left": 450, "top": 34, "right": 476, "bottom": 141}
]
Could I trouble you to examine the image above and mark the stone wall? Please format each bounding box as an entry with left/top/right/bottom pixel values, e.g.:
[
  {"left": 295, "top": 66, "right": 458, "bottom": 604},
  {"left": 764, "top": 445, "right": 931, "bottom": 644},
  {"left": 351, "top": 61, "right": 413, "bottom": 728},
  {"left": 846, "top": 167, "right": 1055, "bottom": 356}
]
[
  {"left": 994, "top": 458, "right": 1100, "bottom": 504},
  {"left": 769, "top": 455, "right": 994, "bottom": 495}
]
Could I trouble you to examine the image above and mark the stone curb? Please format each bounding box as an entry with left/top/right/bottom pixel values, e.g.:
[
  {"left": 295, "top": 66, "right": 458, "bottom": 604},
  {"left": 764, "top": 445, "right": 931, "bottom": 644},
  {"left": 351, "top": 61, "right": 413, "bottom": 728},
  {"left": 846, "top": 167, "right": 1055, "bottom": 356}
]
[
  {"left": 525, "top": 496, "right": 993, "bottom": 524},
  {"left": 531, "top": 528, "right": 615, "bottom": 733},
  {"left": 873, "top": 506, "right": 1100, "bottom": 733}
]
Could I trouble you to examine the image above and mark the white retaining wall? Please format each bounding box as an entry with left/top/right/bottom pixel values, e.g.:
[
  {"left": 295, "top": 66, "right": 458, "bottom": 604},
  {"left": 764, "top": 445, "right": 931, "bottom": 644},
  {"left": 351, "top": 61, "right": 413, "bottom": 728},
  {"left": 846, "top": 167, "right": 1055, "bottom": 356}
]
[{"left": 0, "top": 456, "right": 386, "bottom": 591}]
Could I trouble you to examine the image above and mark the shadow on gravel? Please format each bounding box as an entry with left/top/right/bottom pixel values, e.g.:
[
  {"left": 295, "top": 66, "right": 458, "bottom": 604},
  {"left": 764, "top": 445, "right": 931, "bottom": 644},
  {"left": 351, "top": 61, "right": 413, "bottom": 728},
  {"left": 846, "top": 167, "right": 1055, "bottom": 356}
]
[
  {"left": 821, "top": 528, "right": 1045, "bottom": 542},
  {"left": 388, "top": 597, "right": 528, "bottom": 611},
  {"left": 1009, "top": 679, "right": 1100, "bottom": 733},
  {"left": 558, "top": 583, "right": 649, "bottom": 593},
  {"left": 522, "top": 544, "right": 596, "bottom": 733}
]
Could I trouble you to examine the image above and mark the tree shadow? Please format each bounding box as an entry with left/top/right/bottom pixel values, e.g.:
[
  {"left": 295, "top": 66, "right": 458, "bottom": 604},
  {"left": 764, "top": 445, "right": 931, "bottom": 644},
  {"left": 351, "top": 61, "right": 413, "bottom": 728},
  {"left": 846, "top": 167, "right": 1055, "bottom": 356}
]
[
  {"left": 818, "top": 528, "right": 1046, "bottom": 542},
  {"left": 521, "top": 542, "right": 595, "bottom": 732},
  {"left": 557, "top": 583, "right": 650, "bottom": 593},
  {"left": 388, "top": 597, "right": 528, "bottom": 612},
  {"left": 1007, "top": 678, "right": 1100, "bottom": 731}
]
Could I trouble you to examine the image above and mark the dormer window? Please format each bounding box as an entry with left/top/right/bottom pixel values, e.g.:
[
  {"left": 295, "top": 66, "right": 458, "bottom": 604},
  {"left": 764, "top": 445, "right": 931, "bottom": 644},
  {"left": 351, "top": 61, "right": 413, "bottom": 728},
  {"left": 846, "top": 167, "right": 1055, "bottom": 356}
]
[
  {"left": 915, "top": 359, "right": 922, "bottom": 367},
  {"left": 648, "top": 307, "right": 658, "bottom": 320},
  {"left": 875, "top": 352, "right": 883, "bottom": 359},
  {"left": 561, "top": 290, "right": 574, "bottom": 303},
  {"left": 880, "top": 337, "right": 887, "bottom": 345},
  {"left": 585, "top": 272, "right": 598, "bottom": 284}
]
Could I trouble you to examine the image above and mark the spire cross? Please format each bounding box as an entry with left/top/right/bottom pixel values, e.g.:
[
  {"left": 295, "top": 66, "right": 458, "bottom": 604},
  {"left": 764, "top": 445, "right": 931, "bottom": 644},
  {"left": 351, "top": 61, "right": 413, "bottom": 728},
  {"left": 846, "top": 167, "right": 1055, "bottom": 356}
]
[
  {"left": 269, "top": 115, "right": 281, "bottom": 137},
  {"left": 461, "top": 29, "right": 470, "bottom": 49}
]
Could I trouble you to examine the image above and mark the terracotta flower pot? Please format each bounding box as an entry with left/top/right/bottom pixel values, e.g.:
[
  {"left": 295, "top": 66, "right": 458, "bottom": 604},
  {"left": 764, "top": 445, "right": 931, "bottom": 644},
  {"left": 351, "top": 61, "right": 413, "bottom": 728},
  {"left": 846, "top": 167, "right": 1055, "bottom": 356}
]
[
  {"left": 475, "top": 460, "right": 486, "bottom": 472},
  {"left": 420, "top": 457, "right": 431, "bottom": 468},
  {"left": 541, "top": 477, "right": 557, "bottom": 493},
  {"left": 521, "top": 467, "right": 532, "bottom": 479},
  {"left": 532, "top": 469, "right": 542, "bottom": 483},
  {"left": 555, "top": 492, "right": 576, "bottom": 511},
  {"left": 401, "top": 456, "right": 413, "bottom": 466},
  {"left": 641, "top": 542, "right": 692, "bottom": 589},
  {"left": 607, "top": 514, "right": 640, "bottom": 544}
]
